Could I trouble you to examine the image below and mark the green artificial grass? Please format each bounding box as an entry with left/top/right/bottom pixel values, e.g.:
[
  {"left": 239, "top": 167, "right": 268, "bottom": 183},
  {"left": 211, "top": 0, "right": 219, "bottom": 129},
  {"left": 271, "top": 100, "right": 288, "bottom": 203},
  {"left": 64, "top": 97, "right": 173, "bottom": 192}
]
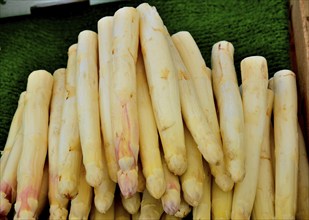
[{"left": 0, "top": 0, "right": 290, "bottom": 149}]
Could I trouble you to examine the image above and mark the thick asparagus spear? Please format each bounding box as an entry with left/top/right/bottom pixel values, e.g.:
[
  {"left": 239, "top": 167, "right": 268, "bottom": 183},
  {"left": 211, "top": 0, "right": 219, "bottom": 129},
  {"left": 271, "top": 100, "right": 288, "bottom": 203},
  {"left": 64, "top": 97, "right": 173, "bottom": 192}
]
[
  {"left": 14, "top": 70, "right": 53, "bottom": 219},
  {"left": 174, "top": 194, "right": 192, "bottom": 218},
  {"left": 211, "top": 41, "right": 245, "bottom": 183},
  {"left": 137, "top": 3, "right": 187, "bottom": 175},
  {"left": 139, "top": 189, "right": 164, "bottom": 220},
  {"left": 110, "top": 7, "right": 140, "bottom": 198},
  {"left": 273, "top": 70, "right": 298, "bottom": 219},
  {"left": 98, "top": 16, "right": 118, "bottom": 183},
  {"left": 212, "top": 179, "right": 233, "bottom": 220},
  {"left": 48, "top": 68, "right": 69, "bottom": 219},
  {"left": 232, "top": 56, "right": 268, "bottom": 219},
  {"left": 252, "top": 89, "right": 275, "bottom": 220},
  {"left": 136, "top": 50, "right": 166, "bottom": 199},
  {"left": 121, "top": 192, "right": 140, "bottom": 215},
  {"left": 76, "top": 30, "right": 103, "bottom": 187}
]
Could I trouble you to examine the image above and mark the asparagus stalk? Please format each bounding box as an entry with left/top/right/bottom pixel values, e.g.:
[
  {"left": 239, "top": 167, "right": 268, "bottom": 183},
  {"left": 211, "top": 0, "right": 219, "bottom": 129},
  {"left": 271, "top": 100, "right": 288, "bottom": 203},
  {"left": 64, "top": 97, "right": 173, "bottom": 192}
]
[
  {"left": 193, "top": 161, "right": 211, "bottom": 220},
  {"left": 121, "top": 192, "right": 140, "bottom": 215},
  {"left": 69, "top": 165, "right": 93, "bottom": 220},
  {"left": 139, "top": 189, "right": 164, "bottom": 220},
  {"left": 97, "top": 16, "right": 118, "bottom": 183},
  {"left": 137, "top": 3, "right": 187, "bottom": 175},
  {"left": 136, "top": 50, "right": 165, "bottom": 199},
  {"left": 115, "top": 193, "right": 131, "bottom": 220},
  {"left": 110, "top": 7, "right": 140, "bottom": 198},
  {"left": 252, "top": 89, "right": 275, "bottom": 220},
  {"left": 211, "top": 41, "right": 245, "bottom": 183},
  {"left": 76, "top": 30, "right": 103, "bottom": 187},
  {"left": 58, "top": 44, "right": 83, "bottom": 199},
  {"left": 174, "top": 194, "right": 192, "bottom": 218},
  {"left": 48, "top": 68, "right": 69, "bottom": 219},
  {"left": 36, "top": 163, "right": 49, "bottom": 218},
  {"left": 296, "top": 123, "right": 309, "bottom": 220},
  {"left": 273, "top": 70, "right": 298, "bottom": 219},
  {"left": 172, "top": 32, "right": 233, "bottom": 191},
  {"left": 14, "top": 70, "right": 53, "bottom": 219},
  {"left": 137, "top": 161, "right": 146, "bottom": 193},
  {"left": 0, "top": 96, "right": 25, "bottom": 217},
  {"left": 90, "top": 201, "right": 114, "bottom": 220},
  {"left": 232, "top": 56, "right": 268, "bottom": 219},
  {"left": 212, "top": 179, "right": 233, "bottom": 220},
  {"left": 0, "top": 92, "right": 25, "bottom": 175}
]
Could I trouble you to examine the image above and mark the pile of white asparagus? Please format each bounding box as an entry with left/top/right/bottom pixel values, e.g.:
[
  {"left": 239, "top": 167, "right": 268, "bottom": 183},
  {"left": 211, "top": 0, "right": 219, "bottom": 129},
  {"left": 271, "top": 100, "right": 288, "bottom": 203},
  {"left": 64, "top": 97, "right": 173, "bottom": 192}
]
[{"left": 0, "top": 3, "right": 308, "bottom": 220}]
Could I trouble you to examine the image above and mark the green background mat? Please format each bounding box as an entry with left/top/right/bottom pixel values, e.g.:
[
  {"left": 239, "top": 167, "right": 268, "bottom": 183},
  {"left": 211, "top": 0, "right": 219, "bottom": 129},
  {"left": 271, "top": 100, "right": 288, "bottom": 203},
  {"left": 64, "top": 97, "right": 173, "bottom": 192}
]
[{"left": 0, "top": 0, "right": 290, "bottom": 149}]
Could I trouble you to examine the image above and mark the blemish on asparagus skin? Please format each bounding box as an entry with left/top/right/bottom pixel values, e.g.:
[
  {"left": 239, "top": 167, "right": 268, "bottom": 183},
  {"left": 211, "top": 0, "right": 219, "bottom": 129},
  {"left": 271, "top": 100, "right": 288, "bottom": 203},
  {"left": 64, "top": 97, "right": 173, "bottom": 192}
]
[
  {"left": 161, "top": 68, "right": 170, "bottom": 79},
  {"left": 0, "top": 182, "right": 13, "bottom": 203}
]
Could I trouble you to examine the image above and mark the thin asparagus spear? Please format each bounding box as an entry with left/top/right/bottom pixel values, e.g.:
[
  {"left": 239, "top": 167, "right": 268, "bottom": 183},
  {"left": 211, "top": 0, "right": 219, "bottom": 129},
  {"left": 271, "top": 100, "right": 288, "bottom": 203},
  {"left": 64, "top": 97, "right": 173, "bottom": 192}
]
[
  {"left": 121, "top": 192, "right": 140, "bottom": 215},
  {"left": 110, "top": 7, "right": 140, "bottom": 198},
  {"left": 14, "top": 70, "right": 53, "bottom": 219},
  {"left": 76, "top": 30, "right": 103, "bottom": 187},
  {"left": 98, "top": 16, "right": 118, "bottom": 183},
  {"left": 90, "top": 201, "right": 114, "bottom": 220},
  {"left": 139, "top": 189, "right": 164, "bottom": 220},
  {"left": 212, "top": 179, "right": 233, "bottom": 220},
  {"left": 35, "top": 163, "right": 49, "bottom": 218},
  {"left": 137, "top": 3, "right": 187, "bottom": 175}
]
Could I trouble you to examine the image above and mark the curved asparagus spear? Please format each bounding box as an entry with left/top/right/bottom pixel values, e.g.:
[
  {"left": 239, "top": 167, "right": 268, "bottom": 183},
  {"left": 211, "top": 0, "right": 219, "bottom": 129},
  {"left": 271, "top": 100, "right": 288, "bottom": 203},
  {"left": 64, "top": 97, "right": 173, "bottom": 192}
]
[
  {"left": 48, "top": 68, "right": 69, "bottom": 219},
  {"left": 211, "top": 41, "right": 245, "bottom": 183},
  {"left": 76, "top": 30, "right": 103, "bottom": 187},
  {"left": 110, "top": 7, "right": 140, "bottom": 198},
  {"left": 98, "top": 16, "right": 118, "bottom": 183},
  {"left": 14, "top": 70, "right": 53, "bottom": 219},
  {"left": 232, "top": 56, "right": 268, "bottom": 219},
  {"left": 137, "top": 3, "right": 187, "bottom": 175},
  {"left": 139, "top": 189, "right": 164, "bottom": 220}
]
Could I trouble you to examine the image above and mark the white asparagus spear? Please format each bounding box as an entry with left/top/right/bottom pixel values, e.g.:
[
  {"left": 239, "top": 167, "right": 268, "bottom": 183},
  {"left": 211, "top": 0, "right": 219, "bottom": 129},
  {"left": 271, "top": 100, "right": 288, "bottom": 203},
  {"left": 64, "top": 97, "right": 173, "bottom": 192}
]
[
  {"left": 172, "top": 32, "right": 233, "bottom": 191},
  {"left": 76, "top": 30, "right": 103, "bottom": 187},
  {"left": 174, "top": 194, "right": 192, "bottom": 218},
  {"left": 0, "top": 99, "right": 24, "bottom": 217},
  {"left": 121, "top": 192, "right": 140, "bottom": 215},
  {"left": 212, "top": 179, "right": 233, "bottom": 220},
  {"left": 139, "top": 189, "right": 164, "bottom": 220},
  {"left": 35, "top": 163, "right": 49, "bottom": 218},
  {"left": 14, "top": 70, "right": 53, "bottom": 219},
  {"left": 211, "top": 41, "right": 245, "bottom": 183},
  {"left": 231, "top": 56, "right": 268, "bottom": 219},
  {"left": 137, "top": 3, "right": 187, "bottom": 175},
  {"left": 252, "top": 89, "right": 275, "bottom": 220},
  {"left": 114, "top": 194, "right": 131, "bottom": 220},
  {"left": 0, "top": 92, "right": 25, "bottom": 175},
  {"left": 193, "top": 161, "right": 211, "bottom": 220},
  {"left": 94, "top": 139, "right": 116, "bottom": 214},
  {"left": 296, "top": 123, "right": 309, "bottom": 219},
  {"left": 110, "top": 7, "right": 140, "bottom": 198},
  {"left": 136, "top": 50, "right": 166, "bottom": 199},
  {"left": 69, "top": 165, "right": 93, "bottom": 220},
  {"left": 48, "top": 68, "right": 69, "bottom": 219},
  {"left": 58, "top": 44, "right": 82, "bottom": 199},
  {"left": 98, "top": 16, "right": 118, "bottom": 183},
  {"left": 90, "top": 201, "right": 114, "bottom": 220},
  {"left": 273, "top": 70, "right": 298, "bottom": 219}
]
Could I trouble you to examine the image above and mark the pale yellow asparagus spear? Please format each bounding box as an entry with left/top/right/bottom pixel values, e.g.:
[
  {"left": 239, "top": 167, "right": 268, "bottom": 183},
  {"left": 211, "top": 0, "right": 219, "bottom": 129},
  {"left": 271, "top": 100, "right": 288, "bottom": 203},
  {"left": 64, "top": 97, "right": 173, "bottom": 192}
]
[
  {"left": 115, "top": 194, "right": 131, "bottom": 220},
  {"left": 35, "top": 163, "right": 49, "bottom": 218},
  {"left": 69, "top": 165, "right": 93, "bottom": 220},
  {"left": 252, "top": 89, "right": 275, "bottom": 220},
  {"left": 0, "top": 92, "right": 25, "bottom": 175},
  {"left": 161, "top": 153, "right": 181, "bottom": 215},
  {"left": 139, "top": 189, "right": 164, "bottom": 220},
  {"left": 211, "top": 41, "right": 245, "bottom": 183},
  {"left": 167, "top": 30, "right": 223, "bottom": 168},
  {"left": 131, "top": 211, "right": 140, "bottom": 220},
  {"left": 212, "top": 179, "right": 233, "bottom": 220},
  {"left": 48, "top": 68, "right": 69, "bottom": 219},
  {"left": 93, "top": 138, "right": 116, "bottom": 214},
  {"left": 98, "top": 16, "right": 118, "bottom": 183},
  {"left": 269, "top": 123, "right": 275, "bottom": 176},
  {"left": 110, "top": 7, "right": 140, "bottom": 198},
  {"left": 137, "top": 161, "right": 146, "bottom": 193},
  {"left": 273, "top": 70, "right": 298, "bottom": 219},
  {"left": 76, "top": 30, "right": 103, "bottom": 187},
  {"left": 14, "top": 70, "right": 53, "bottom": 219},
  {"left": 174, "top": 194, "right": 192, "bottom": 218},
  {"left": 231, "top": 56, "right": 268, "bottom": 219},
  {"left": 193, "top": 161, "right": 211, "bottom": 220},
  {"left": 136, "top": 50, "right": 165, "bottom": 199},
  {"left": 0, "top": 100, "right": 24, "bottom": 217},
  {"left": 90, "top": 201, "right": 114, "bottom": 220},
  {"left": 58, "top": 44, "right": 83, "bottom": 199},
  {"left": 137, "top": 3, "right": 187, "bottom": 175},
  {"left": 180, "top": 127, "right": 204, "bottom": 207},
  {"left": 160, "top": 213, "right": 181, "bottom": 220},
  {"left": 172, "top": 32, "right": 233, "bottom": 191},
  {"left": 121, "top": 192, "right": 140, "bottom": 215},
  {"left": 296, "top": 123, "right": 309, "bottom": 219}
]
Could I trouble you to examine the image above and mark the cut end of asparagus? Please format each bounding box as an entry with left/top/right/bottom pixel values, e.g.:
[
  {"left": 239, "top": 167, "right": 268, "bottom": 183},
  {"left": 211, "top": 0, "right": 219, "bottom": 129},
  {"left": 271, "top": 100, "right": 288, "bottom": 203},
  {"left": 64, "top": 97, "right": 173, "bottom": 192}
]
[
  {"left": 146, "top": 170, "right": 166, "bottom": 199},
  {"left": 0, "top": 192, "right": 12, "bottom": 217},
  {"left": 49, "top": 205, "right": 68, "bottom": 220},
  {"left": 182, "top": 180, "right": 203, "bottom": 207},
  {"left": 118, "top": 169, "right": 138, "bottom": 198},
  {"left": 214, "top": 174, "right": 234, "bottom": 192},
  {"left": 162, "top": 189, "right": 181, "bottom": 215},
  {"left": 94, "top": 192, "right": 114, "bottom": 214},
  {"left": 212, "top": 41, "right": 235, "bottom": 54},
  {"left": 58, "top": 178, "right": 79, "bottom": 200},
  {"left": 166, "top": 154, "right": 187, "bottom": 176},
  {"left": 85, "top": 164, "right": 103, "bottom": 187}
]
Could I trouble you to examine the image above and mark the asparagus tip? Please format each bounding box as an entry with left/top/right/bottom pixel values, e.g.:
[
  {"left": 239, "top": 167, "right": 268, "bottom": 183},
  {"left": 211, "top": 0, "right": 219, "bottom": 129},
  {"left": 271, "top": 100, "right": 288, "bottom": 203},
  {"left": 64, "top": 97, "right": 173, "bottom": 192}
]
[
  {"left": 118, "top": 169, "right": 138, "bottom": 198},
  {"left": 85, "top": 164, "right": 103, "bottom": 187}
]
